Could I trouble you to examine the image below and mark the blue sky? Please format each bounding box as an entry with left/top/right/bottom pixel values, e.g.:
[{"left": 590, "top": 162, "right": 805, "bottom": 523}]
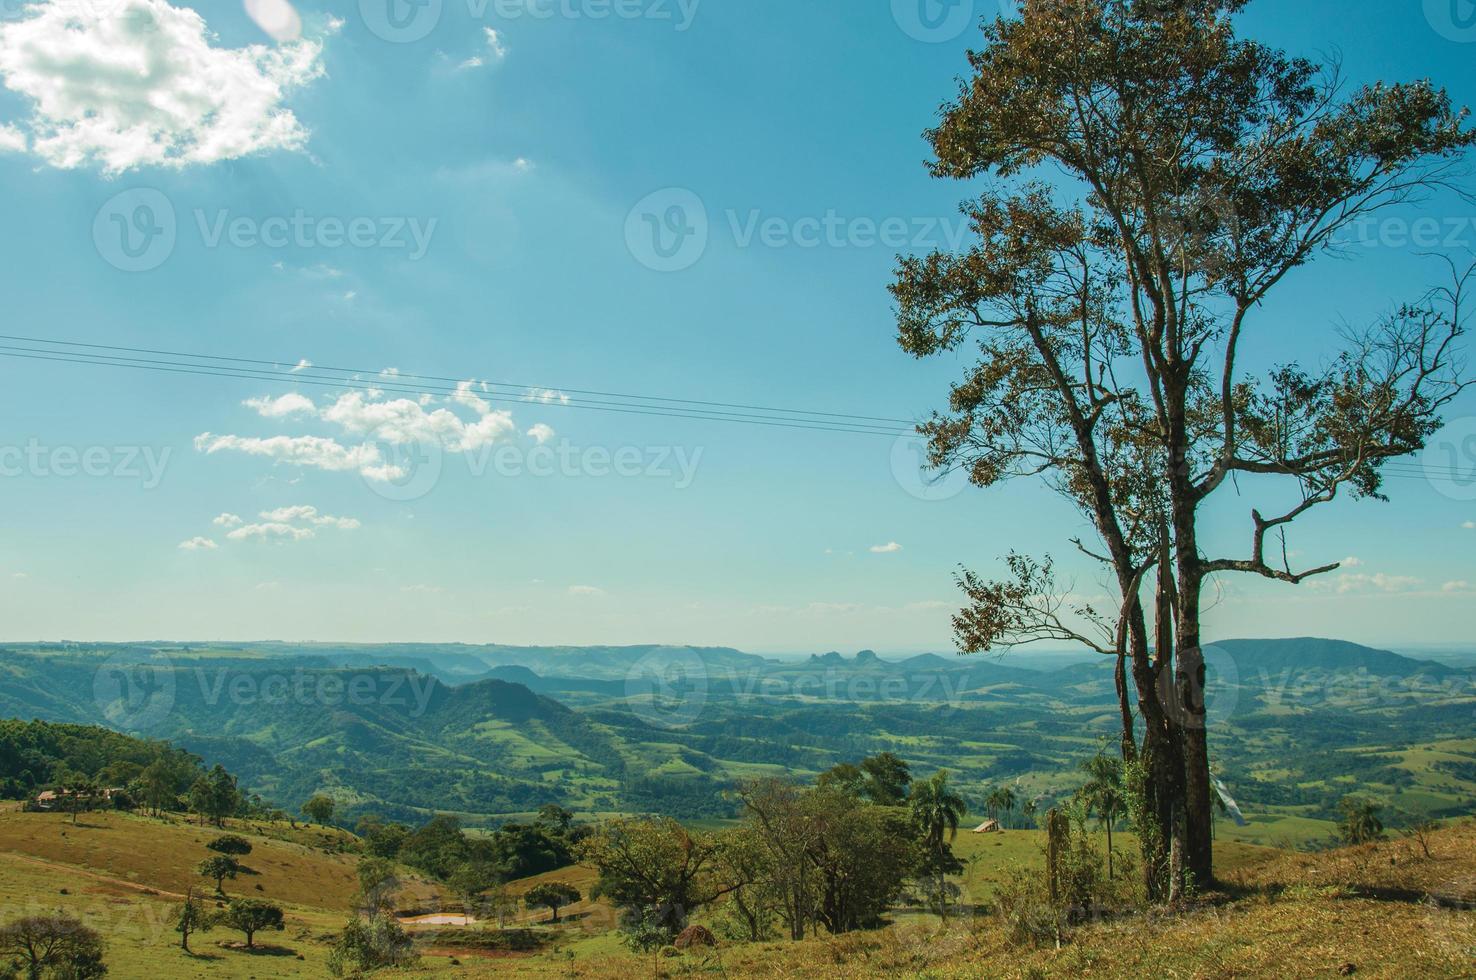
[{"left": 0, "top": 0, "right": 1472, "bottom": 653}]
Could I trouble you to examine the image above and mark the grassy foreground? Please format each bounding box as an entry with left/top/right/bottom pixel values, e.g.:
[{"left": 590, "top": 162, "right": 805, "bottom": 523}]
[{"left": 0, "top": 805, "right": 1471, "bottom": 978}]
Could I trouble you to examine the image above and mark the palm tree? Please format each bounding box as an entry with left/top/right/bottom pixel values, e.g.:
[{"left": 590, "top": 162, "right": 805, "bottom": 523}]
[
  {"left": 1077, "top": 751, "right": 1125, "bottom": 878},
  {"left": 910, "top": 771, "right": 968, "bottom": 920},
  {"left": 998, "top": 786, "right": 1017, "bottom": 829},
  {"left": 1337, "top": 797, "right": 1385, "bottom": 845}
]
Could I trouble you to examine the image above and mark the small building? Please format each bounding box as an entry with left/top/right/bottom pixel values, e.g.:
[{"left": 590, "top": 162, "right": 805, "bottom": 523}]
[{"left": 971, "top": 819, "right": 1002, "bottom": 834}]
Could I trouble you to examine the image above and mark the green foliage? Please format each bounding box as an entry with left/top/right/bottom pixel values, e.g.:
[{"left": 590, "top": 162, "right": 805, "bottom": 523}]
[
  {"left": 0, "top": 913, "right": 107, "bottom": 979},
  {"left": 219, "top": 900, "right": 284, "bottom": 949},
  {"left": 581, "top": 817, "right": 727, "bottom": 934},
  {"left": 205, "top": 835, "right": 252, "bottom": 857},
  {"left": 197, "top": 856, "right": 240, "bottom": 896},
  {"left": 911, "top": 770, "right": 969, "bottom": 917},
  {"left": 302, "top": 794, "right": 336, "bottom": 827},
  {"left": 354, "top": 857, "right": 401, "bottom": 916},
  {"left": 524, "top": 882, "right": 581, "bottom": 922},
  {"left": 187, "top": 766, "right": 240, "bottom": 828},
  {"left": 173, "top": 891, "right": 213, "bottom": 953},
  {"left": 1337, "top": 796, "right": 1386, "bottom": 845},
  {"left": 859, "top": 752, "right": 912, "bottom": 805},
  {"left": 325, "top": 916, "right": 417, "bottom": 976}
]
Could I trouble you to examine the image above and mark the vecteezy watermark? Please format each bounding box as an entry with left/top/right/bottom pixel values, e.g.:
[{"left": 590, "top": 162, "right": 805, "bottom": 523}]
[
  {"left": 892, "top": 0, "right": 980, "bottom": 43},
  {"left": 1338, "top": 214, "right": 1476, "bottom": 252},
  {"left": 363, "top": 436, "right": 705, "bottom": 501},
  {"left": 93, "top": 650, "right": 177, "bottom": 732},
  {"left": 92, "top": 188, "right": 177, "bottom": 273},
  {"left": 1426, "top": 0, "right": 1476, "bottom": 43},
  {"left": 92, "top": 658, "right": 442, "bottom": 729},
  {"left": 624, "top": 187, "right": 972, "bottom": 272},
  {"left": 358, "top": 0, "right": 701, "bottom": 43},
  {"left": 624, "top": 646, "right": 709, "bottom": 728},
  {"left": 0, "top": 440, "right": 172, "bottom": 489},
  {"left": 93, "top": 188, "right": 438, "bottom": 271},
  {"left": 890, "top": 435, "right": 969, "bottom": 502},
  {"left": 1423, "top": 416, "right": 1476, "bottom": 502}
]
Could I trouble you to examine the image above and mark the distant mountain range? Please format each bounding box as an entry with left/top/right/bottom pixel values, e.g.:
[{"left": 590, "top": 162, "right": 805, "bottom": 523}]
[{"left": 0, "top": 637, "right": 1469, "bottom": 827}]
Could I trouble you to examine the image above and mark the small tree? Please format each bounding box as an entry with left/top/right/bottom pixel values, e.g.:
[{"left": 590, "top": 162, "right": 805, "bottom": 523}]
[
  {"left": 353, "top": 857, "right": 400, "bottom": 917},
  {"left": 326, "top": 916, "right": 417, "bottom": 976},
  {"left": 0, "top": 913, "right": 107, "bottom": 978},
  {"left": 302, "top": 795, "right": 336, "bottom": 827},
  {"left": 198, "top": 856, "right": 240, "bottom": 897},
  {"left": 524, "top": 882, "right": 581, "bottom": 924},
  {"left": 174, "top": 889, "right": 213, "bottom": 954},
  {"left": 1338, "top": 797, "right": 1386, "bottom": 845},
  {"left": 909, "top": 771, "right": 967, "bottom": 920},
  {"left": 220, "top": 900, "right": 284, "bottom": 950},
  {"left": 1402, "top": 817, "right": 1439, "bottom": 859},
  {"left": 206, "top": 835, "right": 253, "bottom": 857},
  {"left": 1077, "top": 751, "right": 1126, "bottom": 878},
  {"left": 447, "top": 862, "right": 503, "bottom": 921}
]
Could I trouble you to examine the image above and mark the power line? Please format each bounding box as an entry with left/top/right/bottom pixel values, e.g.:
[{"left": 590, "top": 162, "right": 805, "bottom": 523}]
[
  {"left": 0, "top": 333, "right": 917, "bottom": 428},
  {"left": 0, "top": 347, "right": 917, "bottom": 438}
]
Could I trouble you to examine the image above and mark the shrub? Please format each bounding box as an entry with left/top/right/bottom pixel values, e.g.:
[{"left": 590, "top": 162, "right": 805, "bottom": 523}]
[{"left": 326, "top": 916, "right": 418, "bottom": 976}]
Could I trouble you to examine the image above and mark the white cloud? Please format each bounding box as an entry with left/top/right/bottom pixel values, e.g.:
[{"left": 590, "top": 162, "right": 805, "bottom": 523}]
[
  {"left": 0, "top": 124, "right": 26, "bottom": 154},
  {"left": 227, "top": 522, "right": 314, "bottom": 542},
  {"left": 11, "top": 572, "right": 29, "bottom": 580},
  {"left": 401, "top": 584, "right": 444, "bottom": 595},
  {"left": 321, "top": 390, "right": 516, "bottom": 453},
  {"left": 1442, "top": 580, "right": 1474, "bottom": 594},
  {"left": 258, "top": 505, "right": 360, "bottom": 530},
  {"left": 245, "top": 393, "right": 316, "bottom": 419},
  {"left": 0, "top": 0, "right": 331, "bottom": 173},
  {"left": 869, "top": 542, "right": 904, "bottom": 554},
  {"left": 244, "top": 0, "right": 302, "bottom": 43},
  {"left": 213, "top": 513, "right": 244, "bottom": 528},
  {"left": 457, "top": 27, "right": 506, "bottom": 69},
  {"left": 1313, "top": 572, "right": 1423, "bottom": 595},
  {"left": 1340, "top": 556, "right": 1363, "bottom": 568},
  {"left": 526, "top": 423, "right": 556, "bottom": 445},
  {"left": 569, "top": 585, "right": 606, "bottom": 597},
  {"left": 194, "top": 432, "right": 400, "bottom": 480},
  {"left": 1463, "top": 521, "right": 1475, "bottom": 530},
  {"left": 178, "top": 537, "right": 217, "bottom": 551},
  {"left": 289, "top": 359, "right": 313, "bottom": 373},
  {"left": 527, "top": 388, "right": 571, "bottom": 405},
  {"left": 903, "top": 600, "right": 951, "bottom": 612}
]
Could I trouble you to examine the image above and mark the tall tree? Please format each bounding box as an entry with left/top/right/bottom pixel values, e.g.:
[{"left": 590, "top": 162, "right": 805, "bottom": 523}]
[
  {"left": 1078, "top": 751, "right": 1127, "bottom": 878},
  {"left": 895, "top": 0, "right": 1473, "bottom": 897},
  {"left": 220, "top": 900, "right": 284, "bottom": 950},
  {"left": 909, "top": 771, "right": 968, "bottom": 919},
  {"left": 0, "top": 913, "right": 107, "bottom": 979}
]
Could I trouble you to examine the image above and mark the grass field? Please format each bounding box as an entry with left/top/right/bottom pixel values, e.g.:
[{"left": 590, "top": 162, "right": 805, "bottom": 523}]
[{"left": 2, "top": 805, "right": 1472, "bottom": 978}]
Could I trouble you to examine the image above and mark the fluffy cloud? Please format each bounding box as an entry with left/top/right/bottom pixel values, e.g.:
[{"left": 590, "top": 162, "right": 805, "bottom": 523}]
[
  {"left": 869, "top": 542, "right": 903, "bottom": 554},
  {"left": 245, "top": 393, "right": 316, "bottom": 419},
  {"left": 194, "top": 433, "right": 401, "bottom": 480},
  {"left": 205, "top": 505, "right": 360, "bottom": 544},
  {"left": 259, "top": 505, "right": 360, "bottom": 530},
  {"left": 0, "top": 124, "right": 26, "bottom": 154},
  {"left": 568, "top": 585, "right": 606, "bottom": 597},
  {"left": 1443, "top": 580, "right": 1474, "bottom": 594},
  {"left": 177, "top": 537, "right": 217, "bottom": 551},
  {"left": 200, "top": 381, "right": 550, "bottom": 482},
  {"left": 0, "top": 0, "right": 329, "bottom": 173},
  {"left": 1464, "top": 521, "right": 1475, "bottom": 530}
]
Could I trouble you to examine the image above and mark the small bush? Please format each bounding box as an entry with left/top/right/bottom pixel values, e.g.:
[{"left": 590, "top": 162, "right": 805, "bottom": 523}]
[{"left": 326, "top": 916, "right": 417, "bottom": 976}]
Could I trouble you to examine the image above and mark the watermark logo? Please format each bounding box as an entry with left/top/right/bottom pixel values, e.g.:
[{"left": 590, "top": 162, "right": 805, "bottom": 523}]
[
  {"left": 1159, "top": 643, "right": 1240, "bottom": 731},
  {"left": 1426, "top": 0, "right": 1476, "bottom": 43},
  {"left": 360, "top": 0, "right": 443, "bottom": 42},
  {"left": 892, "top": 0, "right": 977, "bottom": 43},
  {"left": 363, "top": 437, "right": 444, "bottom": 502},
  {"left": 93, "top": 188, "right": 176, "bottom": 273},
  {"left": 93, "top": 651, "right": 176, "bottom": 732},
  {"left": 1422, "top": 416, "right": 1476, "bottom": 501},
  {"left": 625, "top": 646, "right": 708, "bottom": 728},
  {"left": 890, "top": 435, "right": 968, "bottom": 501},
  {"left": 0, "top": 440, "right": 172, "bottom": 489},
  {"left": 625, "top": 187, "right": 709, "bottom": 272}
]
